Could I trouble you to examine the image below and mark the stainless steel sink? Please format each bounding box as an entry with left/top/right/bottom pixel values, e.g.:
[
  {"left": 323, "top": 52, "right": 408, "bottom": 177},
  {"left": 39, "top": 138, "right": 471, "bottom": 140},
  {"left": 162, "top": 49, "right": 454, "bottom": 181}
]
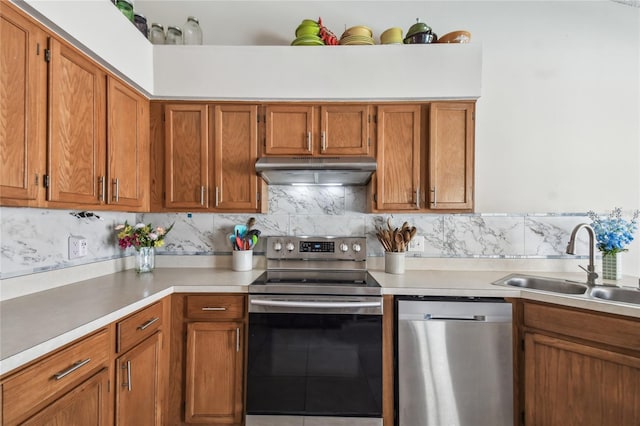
[
  {"left": 494, "top": 274, "right": 588, "bottom": 295},
  {"left": 590, "top": 287, "right": 640, "bottom": 305}
]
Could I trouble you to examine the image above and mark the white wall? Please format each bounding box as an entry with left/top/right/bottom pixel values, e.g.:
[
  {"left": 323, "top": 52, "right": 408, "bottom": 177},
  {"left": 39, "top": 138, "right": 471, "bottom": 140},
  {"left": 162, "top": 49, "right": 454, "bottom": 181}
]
[{"left": 138, "top": 0, "right": 640, "bottom": 215}]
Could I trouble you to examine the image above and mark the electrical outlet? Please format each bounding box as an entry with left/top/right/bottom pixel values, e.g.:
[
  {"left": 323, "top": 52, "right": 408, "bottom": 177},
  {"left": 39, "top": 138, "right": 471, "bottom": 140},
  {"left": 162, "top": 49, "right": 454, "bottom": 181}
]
[
  {"left": 69, "top": 236, "right": 88, "bottom": 259},
  {"left": 408, "top": 235, "right": 425, "bottom": 252}
]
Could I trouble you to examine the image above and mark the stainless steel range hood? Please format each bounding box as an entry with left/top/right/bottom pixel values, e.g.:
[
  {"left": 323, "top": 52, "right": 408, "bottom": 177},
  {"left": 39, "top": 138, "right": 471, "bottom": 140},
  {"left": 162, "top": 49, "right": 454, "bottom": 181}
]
[{"left": 255, "top": 157, "right": 377, "bottom": 185}]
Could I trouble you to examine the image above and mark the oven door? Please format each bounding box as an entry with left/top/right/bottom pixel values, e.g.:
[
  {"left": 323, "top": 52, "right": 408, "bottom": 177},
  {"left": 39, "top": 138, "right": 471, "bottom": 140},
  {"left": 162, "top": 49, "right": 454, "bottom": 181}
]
[{"left": 246, "top": 294, "right": 383, "bottom": 419}]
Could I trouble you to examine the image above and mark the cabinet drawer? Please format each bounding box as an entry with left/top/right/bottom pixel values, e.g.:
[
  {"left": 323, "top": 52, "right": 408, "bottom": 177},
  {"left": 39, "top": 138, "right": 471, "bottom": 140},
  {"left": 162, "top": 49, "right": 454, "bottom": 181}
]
[
  {"left": 2, "top": 328, "right": 110, "bottom": 426},
  {"left": 117, "top": 301, "right": 163, "bottom": 353},
  {"left": 186, "top": 295, "right": 245, "bottom": 320},
  {"left": 523, "top": 301, "right": 640, "bottom": 351}
]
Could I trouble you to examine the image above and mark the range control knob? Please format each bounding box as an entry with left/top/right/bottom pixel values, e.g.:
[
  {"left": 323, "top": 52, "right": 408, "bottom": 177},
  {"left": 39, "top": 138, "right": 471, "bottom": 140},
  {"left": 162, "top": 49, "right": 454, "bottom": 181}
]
[
  {"left": 339, "top": 242, "right": 349, "bottom": 252},
  {"left": 273, "top": 241, "right": 282, "bottom": 252},
  {"left": 286, "top": 242, "right": 295, "bottom": 252},
  {"left": 352, "top": 243, "right": 362, "bottom": 253}
]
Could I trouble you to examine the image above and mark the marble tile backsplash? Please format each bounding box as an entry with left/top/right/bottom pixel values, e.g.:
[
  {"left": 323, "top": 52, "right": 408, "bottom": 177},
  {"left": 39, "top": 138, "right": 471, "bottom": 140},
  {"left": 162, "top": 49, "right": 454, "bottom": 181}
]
[{"left": 1, "top": 186, "right": 593, "bottom": 279}]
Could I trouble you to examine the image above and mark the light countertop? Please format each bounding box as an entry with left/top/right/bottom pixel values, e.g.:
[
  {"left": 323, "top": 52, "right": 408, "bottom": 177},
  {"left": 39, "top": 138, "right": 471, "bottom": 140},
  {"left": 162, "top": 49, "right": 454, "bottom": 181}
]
[{"left": 2, "top": 267, "right": 639, "bottom": 376}]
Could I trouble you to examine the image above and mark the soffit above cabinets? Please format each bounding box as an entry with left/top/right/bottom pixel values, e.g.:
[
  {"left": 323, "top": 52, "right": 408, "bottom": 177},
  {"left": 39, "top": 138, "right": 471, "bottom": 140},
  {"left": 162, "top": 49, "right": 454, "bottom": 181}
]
[
  {"left": 153, "top": 44, "right": 482, "bottom": 101},
  {"left": 18, "top": 1, "right": 482, "bottom": 101}
]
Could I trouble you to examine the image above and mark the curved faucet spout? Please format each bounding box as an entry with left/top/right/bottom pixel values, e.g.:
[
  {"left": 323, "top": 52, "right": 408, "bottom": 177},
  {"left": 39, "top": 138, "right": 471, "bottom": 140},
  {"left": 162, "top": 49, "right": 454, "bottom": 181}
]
[{"left": 566, "top": 223, "right": 598, "bottom": 285}]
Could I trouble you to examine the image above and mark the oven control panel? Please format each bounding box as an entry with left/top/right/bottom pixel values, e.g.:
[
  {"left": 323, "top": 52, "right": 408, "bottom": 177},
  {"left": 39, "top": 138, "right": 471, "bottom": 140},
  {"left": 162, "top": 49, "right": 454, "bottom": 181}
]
[{"left": 266, "top": 236, "right": 367, "bottom": 262}]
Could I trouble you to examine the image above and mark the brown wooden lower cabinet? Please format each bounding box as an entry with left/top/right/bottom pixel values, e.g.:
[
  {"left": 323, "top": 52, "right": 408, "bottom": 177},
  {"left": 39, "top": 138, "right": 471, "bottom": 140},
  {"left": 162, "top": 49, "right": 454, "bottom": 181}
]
[
  {"left": 1, "top": 328, "right": 112, "bottom": 426},
  {"left": 185, "top": 322, "right": 244, "bottom": 424},
  {"left": 20, "top": 368, "right": 111, "bottom": 426},
  {"left": 516, "top": 300, "right": 640, "bottom": 426},
  {"left": 115, "top": 331, "right": 164, "bottom": 425}
]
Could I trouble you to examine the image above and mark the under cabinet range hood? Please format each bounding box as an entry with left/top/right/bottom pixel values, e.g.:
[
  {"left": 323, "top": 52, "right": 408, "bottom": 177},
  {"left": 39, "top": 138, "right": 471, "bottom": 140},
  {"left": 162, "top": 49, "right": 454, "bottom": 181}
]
[{"left": 255, "top": 157, "right": 377, "bottom": 186}]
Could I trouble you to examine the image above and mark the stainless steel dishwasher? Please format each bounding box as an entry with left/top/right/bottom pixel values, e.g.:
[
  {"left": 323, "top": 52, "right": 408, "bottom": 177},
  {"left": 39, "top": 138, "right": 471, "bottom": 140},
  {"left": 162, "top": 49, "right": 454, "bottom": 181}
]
[{"left": 396, "top": 296, "right": 513, "bottom": 426}]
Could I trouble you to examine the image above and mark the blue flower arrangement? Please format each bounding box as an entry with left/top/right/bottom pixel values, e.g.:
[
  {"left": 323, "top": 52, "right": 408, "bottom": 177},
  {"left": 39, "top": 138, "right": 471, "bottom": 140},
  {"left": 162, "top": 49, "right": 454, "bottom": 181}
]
[{"left": 587, "top": 208, "right": 639, "bottom": 256}]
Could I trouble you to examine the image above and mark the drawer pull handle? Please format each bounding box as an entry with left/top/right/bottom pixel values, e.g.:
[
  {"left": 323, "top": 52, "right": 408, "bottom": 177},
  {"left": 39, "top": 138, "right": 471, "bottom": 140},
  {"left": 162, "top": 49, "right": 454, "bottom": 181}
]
[
  {"left": 137, "top": 317, "right": 160, "bottom": 330},
  {"left": 236, "top": 327, "right": 240, "bottom": 352},
  {"left": 53, "top": 358, "right": 91, "bottom": 380},
  {"left": 202, "top": 307, "right": 227, "bottom": 311}
]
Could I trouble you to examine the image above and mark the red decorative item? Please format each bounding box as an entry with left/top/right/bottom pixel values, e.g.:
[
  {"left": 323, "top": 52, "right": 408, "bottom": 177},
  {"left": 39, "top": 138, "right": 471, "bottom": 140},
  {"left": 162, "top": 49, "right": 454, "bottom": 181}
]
[{"left": 318, "top": 17, "right": 339, "bottom": 46}]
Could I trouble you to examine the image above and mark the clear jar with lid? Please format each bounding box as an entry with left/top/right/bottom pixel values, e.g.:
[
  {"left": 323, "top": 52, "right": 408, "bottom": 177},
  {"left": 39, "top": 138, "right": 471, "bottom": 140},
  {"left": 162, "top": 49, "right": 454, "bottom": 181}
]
[
  {"left": 134, "top": 13, "right": 148, "bottom": 37},
  {"left": 115, "top": 0, "right": 134, "bottom": 22},
  {"left": 149, "top": 23, "right": 165, "bottom": 44},
  {"left": 183, "top": 16, "right": 203, "bottom": 45},
  {"left": 166, "top": 26, "right": 183, "bottom": 45}
]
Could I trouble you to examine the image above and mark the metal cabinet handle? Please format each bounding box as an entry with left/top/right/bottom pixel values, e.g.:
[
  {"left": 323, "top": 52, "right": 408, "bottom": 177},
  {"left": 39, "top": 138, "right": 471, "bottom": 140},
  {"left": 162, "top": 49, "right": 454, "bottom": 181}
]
[
  {"left": 53, "top": 358, "right": 91, "bottom": 380},
  {"left": 113, "top": 178, "right": 120, "bottom": 203},
  {"left": 431, "top": 187, "right": 437, "bottom": 207},
  {"left": 200, "top": 186, "right": 205, "bottom": 206},
  {"left": 306, "top": 132, "right": 312, "bottom": 152},
  {"left": 415, "top": 186, "right": 420, "bottom": 209},
  {"left": 122, "top": 360, "right": 132, "bottom": 391},
  {"left": 321, "top": 131, "right": 326, "bottom": 152},
  {"left": 202, "top": 307, "right": 226, "bottom": 311},
  {"left": 137, "top": 317, "right": 159, "bottom": 330},
  {"left": 98, "top": 176, "right": 105, "bottom": 202},
  {"left": 215, "top": 187, "right": 219, "bottom": 207},
  {"left": 236, "top": 327, "right": 240, "bottom": 352}
]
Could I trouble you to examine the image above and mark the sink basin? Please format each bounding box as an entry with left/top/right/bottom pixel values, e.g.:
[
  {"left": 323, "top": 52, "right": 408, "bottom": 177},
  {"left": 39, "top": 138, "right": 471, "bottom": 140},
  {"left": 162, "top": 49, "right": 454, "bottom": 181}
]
[
  {"left": 590, "top": 287, "right": 640, "bottom": 305},
  {"left": 495, "top": 275, "right": 588, "bottom": 295}
]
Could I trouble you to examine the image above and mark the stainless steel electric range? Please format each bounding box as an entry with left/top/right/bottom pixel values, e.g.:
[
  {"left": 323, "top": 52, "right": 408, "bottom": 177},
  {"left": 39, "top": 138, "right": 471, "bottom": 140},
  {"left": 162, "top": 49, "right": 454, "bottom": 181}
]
[{"left": 246, "top": 236, "right": 383, "bottom": 426}]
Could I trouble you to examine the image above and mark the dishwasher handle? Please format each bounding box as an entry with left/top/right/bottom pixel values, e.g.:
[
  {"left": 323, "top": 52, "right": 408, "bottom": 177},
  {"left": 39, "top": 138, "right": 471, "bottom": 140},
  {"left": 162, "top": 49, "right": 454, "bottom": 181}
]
[{"left": 425, "top": 314, "right": 486, "bottom": 321}]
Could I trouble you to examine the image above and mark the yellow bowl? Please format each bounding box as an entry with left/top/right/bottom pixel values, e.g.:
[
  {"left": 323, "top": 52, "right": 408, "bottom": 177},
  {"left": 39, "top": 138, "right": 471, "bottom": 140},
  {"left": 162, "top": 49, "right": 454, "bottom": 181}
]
[
  {"left": 380, "top": 27, "right": 403, "bottom": 44},
  {"left": 437, "top": 30, "right": 471, "bottom": 43},
  {"left": 343, "top": 25, "right": 373, "bottom": 38}
]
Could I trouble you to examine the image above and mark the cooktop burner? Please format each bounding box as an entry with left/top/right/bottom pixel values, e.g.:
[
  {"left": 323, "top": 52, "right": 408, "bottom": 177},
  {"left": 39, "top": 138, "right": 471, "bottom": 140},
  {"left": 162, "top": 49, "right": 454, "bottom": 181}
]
[{"left": 249, "top": 236, "right": 381, "bottom": 296}]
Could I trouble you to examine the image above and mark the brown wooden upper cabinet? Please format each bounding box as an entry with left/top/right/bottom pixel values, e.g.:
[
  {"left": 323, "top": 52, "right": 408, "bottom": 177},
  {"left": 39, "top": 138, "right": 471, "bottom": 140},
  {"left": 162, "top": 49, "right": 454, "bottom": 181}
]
[
  {"left": 0, "top": 3, "right": 47, "bottom": 206},
  {"left": 46, "top": 38, "right": 106, "bottom": 206},
  {"left": 374, "top": 101, "right": 475, "bottom": 212},
  {"left": 375, "top": 104, "right": 422, "bottom": 211},
  {"left": 1, "top": 2, "right": 149, "bottom": 211},
  {"left": 264, "top": 104, "right": 371, "bottom": 156},
  {"left": 106, "top": 77, "right": 149, "bottom": 209},
  {"left": 163, "top": 103, "right": 262, "bottom": 212},
  {"left": 427, "top": 102, "right": 475, "bottom": 210}
]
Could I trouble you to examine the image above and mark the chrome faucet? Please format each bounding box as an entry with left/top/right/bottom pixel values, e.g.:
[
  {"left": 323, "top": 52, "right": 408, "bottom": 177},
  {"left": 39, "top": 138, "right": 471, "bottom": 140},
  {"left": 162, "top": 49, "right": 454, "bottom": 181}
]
[{"left": 566, "top": 223, "right": 598, "bottom": 286}]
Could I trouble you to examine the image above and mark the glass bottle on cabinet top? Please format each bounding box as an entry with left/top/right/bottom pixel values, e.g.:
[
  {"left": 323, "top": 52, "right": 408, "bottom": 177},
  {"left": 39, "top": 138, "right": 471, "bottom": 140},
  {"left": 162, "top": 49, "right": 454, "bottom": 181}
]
[{"left": 183, "top": 16, "right": 203, "bottom": 45}]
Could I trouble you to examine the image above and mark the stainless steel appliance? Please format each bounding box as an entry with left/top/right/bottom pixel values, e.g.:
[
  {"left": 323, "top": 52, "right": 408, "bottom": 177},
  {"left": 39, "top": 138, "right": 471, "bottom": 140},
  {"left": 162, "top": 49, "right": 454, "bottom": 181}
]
[
  {"left": 255, "top": 156, "right": 377, "bottom": 185},
  {"left": 396, "top": 297, "right": 513, "bottom": 426},
  {"left": 246, "top": 236, "right": 383, "bottom": 426}
]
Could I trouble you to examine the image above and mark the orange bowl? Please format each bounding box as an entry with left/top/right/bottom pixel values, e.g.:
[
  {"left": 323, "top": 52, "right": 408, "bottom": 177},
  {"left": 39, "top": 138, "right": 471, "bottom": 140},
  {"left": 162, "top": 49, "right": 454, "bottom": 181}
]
[{"left": 437, "top": 30, "right": 471, "bottom": 43}]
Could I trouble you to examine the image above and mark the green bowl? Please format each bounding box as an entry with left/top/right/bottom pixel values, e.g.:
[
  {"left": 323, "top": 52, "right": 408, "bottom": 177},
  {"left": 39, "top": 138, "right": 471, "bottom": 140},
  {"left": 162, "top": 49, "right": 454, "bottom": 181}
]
[{"left": 296, "top": 24, "right": 320, "bottom": 37}]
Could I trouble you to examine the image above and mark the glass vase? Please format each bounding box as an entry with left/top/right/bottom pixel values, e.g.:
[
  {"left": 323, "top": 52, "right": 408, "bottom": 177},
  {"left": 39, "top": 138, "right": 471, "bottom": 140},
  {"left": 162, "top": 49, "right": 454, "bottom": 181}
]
[
  {"left": 601, "top": 253, "right": 621, "bottom": 280},
  {"left": 136, "top": 247, "right": 155, "bottom": 273}
]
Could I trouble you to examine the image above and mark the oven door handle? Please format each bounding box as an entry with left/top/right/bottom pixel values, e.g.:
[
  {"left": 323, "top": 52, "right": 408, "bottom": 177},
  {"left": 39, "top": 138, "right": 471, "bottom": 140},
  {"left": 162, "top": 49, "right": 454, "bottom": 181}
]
[{"left": 250, "top": 299, "right": 382, "bottom": 309}]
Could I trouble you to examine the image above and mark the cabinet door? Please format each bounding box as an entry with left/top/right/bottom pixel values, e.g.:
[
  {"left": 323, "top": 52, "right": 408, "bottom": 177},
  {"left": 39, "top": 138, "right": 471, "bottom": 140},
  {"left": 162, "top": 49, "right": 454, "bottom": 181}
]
[
  {"left": 107, "top": 77, "right": 149, "bottom": 209},
  {"left": 185, "top": 322, "right": 243, "bottom": 424},
  {"left": 375, "top": 105, "right": 421, "bottom": 210},
  {"left": 0, "top": 4, "right": 46, "bottom": 205},
  {"left": 428, "top": 102, "right": 474, "bottom": 210},
  {"left": 164, "top": 104, "right": 208, "bottom": 209},
  {"left": 320, "top": 105, "right": 370, "bottom": 155},
  {"left": 116, "top": 332, "right": 163, "bottom": 426},
  {"left": 524, "top": 332, "right": 640, "bottom": 426},
  {"left": 211, "top": 104, "right": 259, "bottom": 211},
  {"left": 21, "top": 368, "right": 111, "bottom": 426},
  {"left": 264, "top": 104, "right": 314, "bottom": 155},
  {"left": 47, "top": 38, "right": 106, "bottom": 205}
]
